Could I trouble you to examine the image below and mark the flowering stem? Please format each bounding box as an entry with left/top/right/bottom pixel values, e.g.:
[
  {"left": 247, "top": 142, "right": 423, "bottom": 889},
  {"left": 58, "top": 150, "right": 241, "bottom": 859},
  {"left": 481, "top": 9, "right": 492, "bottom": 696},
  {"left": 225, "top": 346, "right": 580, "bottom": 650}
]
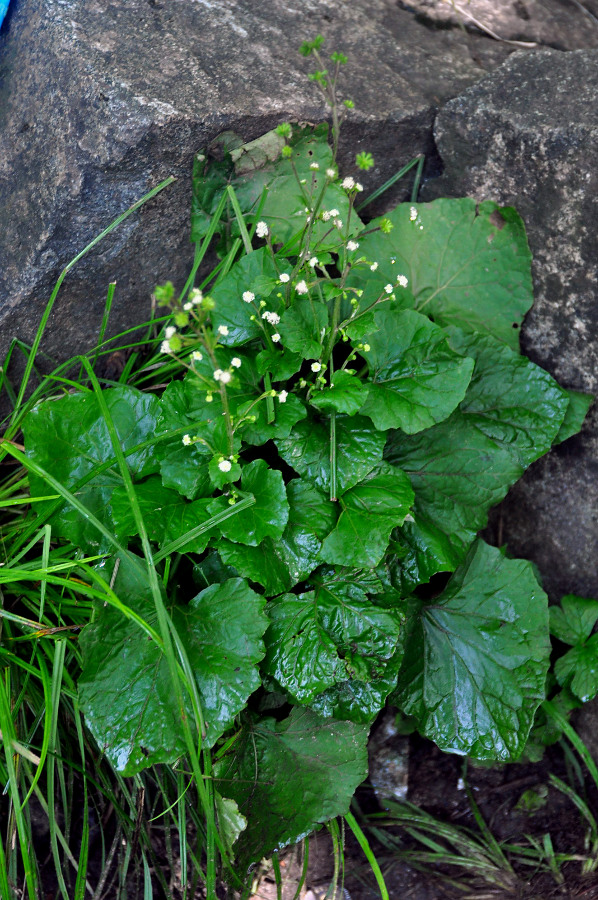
[
  {"left": 263, "top": 373, "right": 275, "bottom": 424},
  {"left": 328, "top": 332, "right": 338, "bottom": 501},
  {"left": 329, "top": 409, "right": 338, "bottom": 502}
]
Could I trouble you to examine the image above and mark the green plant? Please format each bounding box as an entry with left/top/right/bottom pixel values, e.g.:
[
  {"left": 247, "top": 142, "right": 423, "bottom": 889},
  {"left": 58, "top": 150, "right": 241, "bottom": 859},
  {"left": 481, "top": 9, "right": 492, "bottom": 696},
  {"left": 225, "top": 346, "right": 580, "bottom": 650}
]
[{"left": 1, "top": 36, "right": 593, "bottom": 897}]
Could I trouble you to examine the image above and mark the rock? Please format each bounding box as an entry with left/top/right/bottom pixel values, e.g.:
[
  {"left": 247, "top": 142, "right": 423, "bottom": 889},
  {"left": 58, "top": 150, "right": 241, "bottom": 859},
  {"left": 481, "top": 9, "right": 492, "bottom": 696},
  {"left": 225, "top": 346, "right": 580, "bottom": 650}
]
[
  {"left": 0, "top": 0, "right": 499, "bottom": 379},
  {"left": 424, "top": 48, "right": 598, "bottom": 600},
  {"left": 400, "top": 0, "right": 598, "bottom": 51}
]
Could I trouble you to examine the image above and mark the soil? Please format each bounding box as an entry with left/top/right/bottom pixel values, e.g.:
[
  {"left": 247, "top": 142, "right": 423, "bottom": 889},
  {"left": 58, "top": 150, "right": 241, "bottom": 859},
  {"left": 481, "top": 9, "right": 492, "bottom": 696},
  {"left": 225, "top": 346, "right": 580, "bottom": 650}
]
[{"left": 249, "top": 715, "right": 598, "bottom": 900}]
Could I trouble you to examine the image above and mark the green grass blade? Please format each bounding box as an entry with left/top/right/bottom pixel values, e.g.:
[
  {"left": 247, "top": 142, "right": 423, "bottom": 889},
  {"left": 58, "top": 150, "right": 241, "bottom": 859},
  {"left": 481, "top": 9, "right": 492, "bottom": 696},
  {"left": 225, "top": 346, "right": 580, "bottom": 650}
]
[
  {"left": 543, "top": 699, "right": 598, "bottom": 792},
  {"left": 226, "top": 185, "right": 253, "bottom": 254},
  {"left": 345, "top": 810, "right": 389, "bottom": 900},
  {"left": 355, "top": 156, "right": 423, "bottom": 213},
  {"left": 91, "top": 281, "right": 116, "bottom": 372},
  {"left": 152, "top": 492, "right": 255, "bottom": 563},
  {"left": 0, "top": 676, "right": 38, "bottom": 900}
]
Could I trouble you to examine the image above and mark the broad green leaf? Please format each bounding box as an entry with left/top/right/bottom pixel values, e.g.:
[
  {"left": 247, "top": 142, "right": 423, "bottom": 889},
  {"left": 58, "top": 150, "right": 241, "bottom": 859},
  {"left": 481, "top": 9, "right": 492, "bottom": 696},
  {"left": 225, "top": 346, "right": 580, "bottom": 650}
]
[
  {"left": 389, "top": 517, "right": 461, "bottom": 594},
  {"left": 110, "top": 477, "right": 217, "bottom": 553},
  {"left": 232, "top": 126, "right": 363, "bottom": 252},
  {"left": 554, "top": 636, "right": 598, "bottom": 702},
  {"left": 79, "top": 559, "right": 267, "bottom": 773},
  {"left": 350, "top": 199, "right": 533, "bottom": 350},
  {"left": 263, "top": 593, "right": 345, "bottom": 702},
  {"left": 256, "top": 346, "right": 303, "bottom": 381},
  {"left": 209, "top": 459, "right": 288, "bottom": 546},
  {"left": 208, "top": 454, "right": 242, "bottom": 489},
  {"left": 320, "top": 464, "right": 414, "bottom": 568},
  {"left": 448, "top": 329, "right": 569, "bottom": 467},
  {"left": 156, "top": 356, "right": 254, "bottom": 480},
  {"left": 386, "top": 326, "right": 572, "bottom": 571},
  {"left": 549, "top": 595, "right": 598, "bottom": 646},
  {"left": 392, "top": 541, "right": 550, "bottom": 760},
  {"left": 156, "top": 380, "right": 214, "bottom": 499},
  {"left": 159, "top": 445, "right": 212, "bottom": 501},
  {"left": 360, "top": 307, "right": 474, "bottom": 433},
  {"left": 309, "top": 644, "right": 405, "bottom": 724},
  {"left": 218, "top": 480, "right": 336, "bottom": 594},
  {"left": 214, "top": 707, "right": 369, "bottom": 867},
  {"left": 240, "top": 393, "right": 307, "bottom": 445},
  {"left": 215, "top": 792, "right": 247, "bottom": 857},
  {"left": 387, "top": 415, "right": 522, "bottom": 563},
  {"left": 263, "top": 577, "right": 404, "bottom": 707},
  {"left": 310, "top": 371, "right": 369, "bottom": 416},
  {"left": 276, "top": 415, "right": 386, "bottom": 495},
  {"left": 210, "top": 249, "right": 281, "bottom": 345},
  {"left": 23, "top": 386, "right": 161, "bottom": 550},
  {"left": 554, "top": 389, "right": 593, "bottom": 445},
  {"left": 193, "top": 551, "right": 239, "bottom": 589},
  {"left": 279, "top": 297, "right": 328, "bottom": 359}
]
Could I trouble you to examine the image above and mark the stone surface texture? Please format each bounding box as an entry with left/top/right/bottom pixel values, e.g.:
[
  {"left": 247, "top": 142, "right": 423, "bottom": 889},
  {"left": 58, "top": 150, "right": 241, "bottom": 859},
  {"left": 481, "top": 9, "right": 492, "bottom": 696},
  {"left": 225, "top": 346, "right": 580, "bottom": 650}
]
[
  {"left": 424, "top": 48, "right": 598, "bottom": 600},
  {"left": 0, "top": 0, "right": 499, "bottom": 370},
  {"left": 1, "top": 0, "right": 598, "bottom": 603},
  {"left": 401, "top": 0, "right": 598, "bottom": 50}
]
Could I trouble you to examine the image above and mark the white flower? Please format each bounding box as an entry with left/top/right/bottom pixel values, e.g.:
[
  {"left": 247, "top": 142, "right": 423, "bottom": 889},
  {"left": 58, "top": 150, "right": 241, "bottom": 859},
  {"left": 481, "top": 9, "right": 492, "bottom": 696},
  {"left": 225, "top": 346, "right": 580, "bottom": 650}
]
[
  {"left": 296, "top": 280, "right": 308, "bottom": 294},
  {"left": 256, "top": 221, "right": 269, "bottom": 238},
  {"left": 191, "top": 350, "right": 203, "bottom": 361},
  {"left": 279, "top": 273, "right": 290, "bottom": 283},
  {"left": 189, "top": 288, "right": 203, "bottom": 305},
  {"left": 183, "top": 301, "right": 193, "bottom": 311},
  {"left": 218, "top": 459, "right": 232, "bottom": 473},
  {"left": 347, "top": 240, "right": 359, "bottom": 252},
  {"left": 396, "top": 274, "right": 409, "bottom": 288},
  {"left": 242, "top": 291, "right": 255, "bottom": 303},
  {"left": 333, "top": 218, "right": 343, "bottom": 229},
  {"left": 370, "top": 262, "right": 378, "bottom": 271},
  {"left": 409, "top": 206, "right": 418, "bottom": 222},
  {"left": 231, "top": 357, "right": 242, "bottom": 368},
  {"left": 213, "top": 369, "right": 224, "bottom": 381},
  {"left": 262, "top": 310, "right": 281, "bottom": 325},
  {"left": 217, "top": 325, "right": 229, "bottom": 336},
  {"left": 182, "top": 434, "right": 192, "bottom": 446},
  {"left": 355, "top": 182, "right": 363, "bottom": 192},
  {"left": 308, "top": 256, "right": 319, "bottom": 268},
  {"left": 326, "top": 167, "right": 336, "bottom": 178},
  {"left": 271, "top": 333, "right": 281, "bottom": 343},
  {"left": 384, "top": 284, "right": 394, "bottom": 294},
  {"left": 278, "top": 390, "right": 288, "bottom": 403},
  {"left": 160, "top": 340, "right": 172, "bottom": 354},
  {"left": 342, "top": 176, "right": 355, "bottom": 190},
  {"left": 309, "top": 162, "right": 320, "bottom": 170},
  {"left": 165, "top": 326, "right": 176, "bottom": 339},
  {"left": 311, "top": 361, "right": 322, "bottom": 373},
  {"left": 329, "top": 209, "right": 339, "bottom": 217},
  {"left": 321, "top": 210, "right": 331, "bottom": 222},
  {"left": 219, "top": 371, "right": 232, "bottom": 384}
]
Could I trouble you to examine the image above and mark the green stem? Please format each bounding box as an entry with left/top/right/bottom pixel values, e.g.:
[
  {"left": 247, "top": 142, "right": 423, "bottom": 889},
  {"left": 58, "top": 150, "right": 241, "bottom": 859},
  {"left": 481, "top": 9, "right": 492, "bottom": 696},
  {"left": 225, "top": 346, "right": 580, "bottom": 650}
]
[
  {"left": 330, "top": 409, "right": 337, "bottom": 502},
  {"left": 263, "top": 373, "right": 275, "bottom": 424}
]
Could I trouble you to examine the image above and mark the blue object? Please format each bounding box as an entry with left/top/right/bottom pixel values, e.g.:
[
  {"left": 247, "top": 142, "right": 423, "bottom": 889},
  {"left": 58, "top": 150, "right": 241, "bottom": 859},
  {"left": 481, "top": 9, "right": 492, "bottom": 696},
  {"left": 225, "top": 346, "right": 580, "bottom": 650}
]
[{"left": 0, "top": 0, "right": 10, "bottom": 29}]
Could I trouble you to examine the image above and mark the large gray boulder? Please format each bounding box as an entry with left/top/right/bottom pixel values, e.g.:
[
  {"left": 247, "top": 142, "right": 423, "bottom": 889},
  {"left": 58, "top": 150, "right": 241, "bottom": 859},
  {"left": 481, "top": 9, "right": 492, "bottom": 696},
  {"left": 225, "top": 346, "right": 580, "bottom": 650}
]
[
  {"left": 401, "top": 0, "right": 598, "bottom": 51},
  {"left": 424, "top": 48, "right": 598, "bottom": 600},
  {"left": 0, "top": 0, "right": 499, "bottom": 374}
]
